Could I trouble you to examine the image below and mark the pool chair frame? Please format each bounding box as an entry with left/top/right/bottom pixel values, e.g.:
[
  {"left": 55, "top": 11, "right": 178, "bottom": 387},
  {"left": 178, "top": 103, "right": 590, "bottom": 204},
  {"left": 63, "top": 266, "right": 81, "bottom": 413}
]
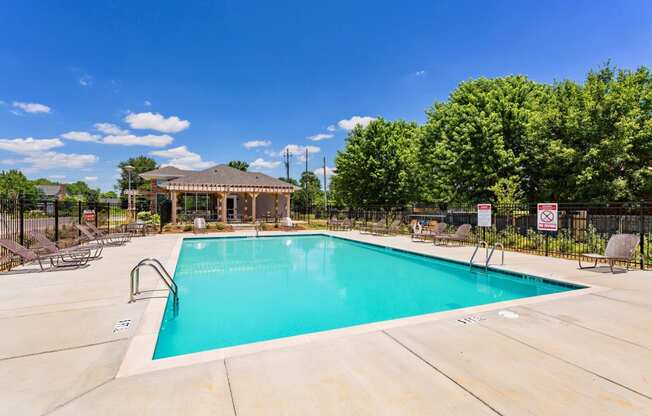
[
  {"left": 0, "top": 239, "right": 91, "bottom": 272},
  {"left": 578, "top": 234, "right": 640, "bottom": 273}
]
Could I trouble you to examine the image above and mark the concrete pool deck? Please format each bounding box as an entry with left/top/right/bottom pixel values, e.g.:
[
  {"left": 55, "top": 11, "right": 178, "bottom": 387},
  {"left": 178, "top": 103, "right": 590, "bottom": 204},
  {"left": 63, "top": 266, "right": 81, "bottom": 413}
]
[{"left": 1, "top": 230, "right": 651, "bottom": 415}]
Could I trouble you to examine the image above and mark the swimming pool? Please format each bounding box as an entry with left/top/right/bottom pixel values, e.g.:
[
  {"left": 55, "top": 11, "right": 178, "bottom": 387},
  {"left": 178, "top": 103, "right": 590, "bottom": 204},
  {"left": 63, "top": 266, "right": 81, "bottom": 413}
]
[{"left": 154, "top": 234, "right": 580, "bottom": 359}]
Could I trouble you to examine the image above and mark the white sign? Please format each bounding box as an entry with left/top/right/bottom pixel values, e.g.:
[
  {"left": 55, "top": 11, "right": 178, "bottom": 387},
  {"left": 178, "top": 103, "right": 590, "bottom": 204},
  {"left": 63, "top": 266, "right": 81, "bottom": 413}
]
[
  {"left": 537, "top": 203, "right": 558, "bottom": 231},
  {"left": 477, "top": 204, "right": 492, "bottom": 227}
]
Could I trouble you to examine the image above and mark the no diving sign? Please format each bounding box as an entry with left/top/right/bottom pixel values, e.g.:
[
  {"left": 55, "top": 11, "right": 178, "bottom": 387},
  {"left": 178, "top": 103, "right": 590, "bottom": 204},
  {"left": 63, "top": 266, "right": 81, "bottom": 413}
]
[{"left": 537, "top": 203, "right": 558, "bottom": 231}]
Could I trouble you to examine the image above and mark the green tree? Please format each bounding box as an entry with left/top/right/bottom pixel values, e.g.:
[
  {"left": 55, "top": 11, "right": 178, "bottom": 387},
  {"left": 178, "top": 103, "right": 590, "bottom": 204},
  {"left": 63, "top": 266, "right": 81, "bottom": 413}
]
[
  {"left": 293, "top": 171, "right": 322, "bottom": 211},
  {"left": 0, "top": 170, "right": 41, "bottom": 200},
  {"left": 32, "top": 177, "right": 58, "bottom": 185},
  {"left": 419, "top": 76, "right": 545, "bottom": 204},
  {"left": 528, "top": 65, "right": 652, "bottom": 201},
  {"left": 331, "top": 118, "right": 421, "bottom": 207},
  {"left": 66, "top": 181, "right": 100, "bottom": 202},
  {"left": 228, "top": 160, "right": 249, "bottom": 171},
  {"left": 100, "top": 191, "right": 118, "bottom": 199},
  {"left": 116, "top": 156, "right": 157, "bottom": 193}
]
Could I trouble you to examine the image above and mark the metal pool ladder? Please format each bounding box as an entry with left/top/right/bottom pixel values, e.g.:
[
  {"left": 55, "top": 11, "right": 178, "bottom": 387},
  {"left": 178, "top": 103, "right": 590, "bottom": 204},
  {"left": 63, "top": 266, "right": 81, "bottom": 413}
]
[
  {"left": 129, "top": 258, "right": 178, "bottom": 305},
  {"left": 469, "top": 241, "right": 505, "bottom": 270}
]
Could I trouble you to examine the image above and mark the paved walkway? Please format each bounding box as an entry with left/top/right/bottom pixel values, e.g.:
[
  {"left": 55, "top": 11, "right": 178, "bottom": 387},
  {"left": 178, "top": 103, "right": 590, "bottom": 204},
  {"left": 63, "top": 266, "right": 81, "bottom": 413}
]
[{"left": 1, "top": 231, "right": 651, "bottom": 415}]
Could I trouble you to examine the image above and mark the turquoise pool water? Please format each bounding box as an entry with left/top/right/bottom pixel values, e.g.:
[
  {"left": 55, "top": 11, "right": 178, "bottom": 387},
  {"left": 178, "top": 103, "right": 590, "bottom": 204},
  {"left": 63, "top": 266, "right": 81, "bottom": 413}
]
[{"left": 153, "top": 235, "right": 578, "bottom": 359}]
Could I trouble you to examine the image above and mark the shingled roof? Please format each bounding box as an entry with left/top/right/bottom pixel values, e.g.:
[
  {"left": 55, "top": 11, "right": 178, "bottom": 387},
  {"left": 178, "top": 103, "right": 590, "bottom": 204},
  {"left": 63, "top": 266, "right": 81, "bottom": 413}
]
[
  {"left": 163, "top": 164, "right": 299, "bottom": 192},
  {"left": 139, "top": 166, "right": 193, "bottom": 180}
]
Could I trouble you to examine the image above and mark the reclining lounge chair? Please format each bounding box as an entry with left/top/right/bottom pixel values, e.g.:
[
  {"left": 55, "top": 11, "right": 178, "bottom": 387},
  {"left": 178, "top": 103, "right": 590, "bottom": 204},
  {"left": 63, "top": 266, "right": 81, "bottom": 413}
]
[
  {"left": 579, "top": 234, "right": 640, "bottom": 273},
  {"left": 433, "top": 224, "right": 472, "bottom": 246},
  {"left": 0, "top": 239, "right": 91, "bottom": 271},
  {"left": 29, "top": 231, "right": 103, "bottom": 259}
]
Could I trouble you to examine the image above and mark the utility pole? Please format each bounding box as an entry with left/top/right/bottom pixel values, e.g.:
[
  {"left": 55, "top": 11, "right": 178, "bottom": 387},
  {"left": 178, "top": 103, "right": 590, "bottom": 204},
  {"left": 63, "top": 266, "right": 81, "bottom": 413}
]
[
  {"left": 323, "top": 156, "right": 328, "bottom": 211},
  {"left": 305, "top": 148, "right": 308, "bottom": 175},
  {"left": 284, "top": 148, "right": 291, "bottom": 181}
]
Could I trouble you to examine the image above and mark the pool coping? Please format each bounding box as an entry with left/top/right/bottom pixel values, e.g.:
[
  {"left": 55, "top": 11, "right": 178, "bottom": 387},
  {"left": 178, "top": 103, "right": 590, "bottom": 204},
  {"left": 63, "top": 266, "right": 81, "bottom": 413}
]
[{"left": 116, "top": 231, "right": 605, "bottom": 378}]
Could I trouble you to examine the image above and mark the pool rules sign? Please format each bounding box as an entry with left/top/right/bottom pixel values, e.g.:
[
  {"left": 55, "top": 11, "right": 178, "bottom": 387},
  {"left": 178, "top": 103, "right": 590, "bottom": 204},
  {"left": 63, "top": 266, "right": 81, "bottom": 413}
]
[
  {"left": 537, "top": 203, "right": 558, "bottom": 231},
  {"left": 477, "top": 204, "right": 492, "bottom": 227}
]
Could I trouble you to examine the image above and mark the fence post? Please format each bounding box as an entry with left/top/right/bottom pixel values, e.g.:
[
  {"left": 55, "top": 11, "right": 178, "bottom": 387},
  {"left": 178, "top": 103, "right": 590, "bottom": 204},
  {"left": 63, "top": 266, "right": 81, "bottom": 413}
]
[
  {"left": 77, "top": 200, "right": 82, "bottom": 237},
  {"left": 107, "top": 203, "right": 111, "bottom": 232},
  {"left": 545, "top": 232, "right": 549, "bottom": 256},
  {"left": 19, "top": 197, "right": 24, "bottom": 246},
  {"left": 54, "top": 199, "right": 59, "bottom": 242},
  {"left": 94, "top": 202, "right": 99, "bottom": 228},
  {"left": 641, "top": 201, "right": 645, "bottom": 270}
]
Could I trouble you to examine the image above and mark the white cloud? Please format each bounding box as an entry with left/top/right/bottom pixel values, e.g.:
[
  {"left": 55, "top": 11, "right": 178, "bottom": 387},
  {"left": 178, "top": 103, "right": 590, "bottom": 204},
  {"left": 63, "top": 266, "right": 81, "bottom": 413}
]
[
  {"left": 0, "top": 137, "right": 63, "bottom": 154},
  {"left": 79, "top": 74, "right": 93, "bottom": 86},
  {"left": 250, "top": 158, "right": 281, "bottom": 170},
  {"left": 48, "top": 175, "right": 66, "bottom": 179},
  {"left": 62, "top": 131, "right": 101, "bottom": 142},
  {"left": 337, "top": 115, "right": 376, "bottom": 130},
  {"left": 102, "top": 134, "right": 174, "bottom": 147},
  {"left": 326, "top": 124, "right": 336, "bottom": 132},
  {"left": 313, "top": 166, "right": 336, "bottom": 177},
  {"left": 144, "top": 100, "right": 152, "bottom": 107},
  {"left": 124, "top": 112, "right": 190, "bottom": 133},
  {"left": 84, "top": 176, "right": 98, "bottom": 181},
  {"left": 22, "top": 152, "right": 98, "bottom": 170},
  {"left": 307, "top": 133, "right": 334, "bottom": 142},
  {"left": 12, "top": 101, "right": 51, "bottom": 114},
  {"left": 415, "top": 70, "right": 426, "bottom": 77},
  {"left": 149, "top": 146, "right": 214, "bottom": 170},
  {"left": 94, "top": 123, "right": 129, "bottom": 135},
  {"left": 243, "top": 140, "right": 271, "bottom": 149}
]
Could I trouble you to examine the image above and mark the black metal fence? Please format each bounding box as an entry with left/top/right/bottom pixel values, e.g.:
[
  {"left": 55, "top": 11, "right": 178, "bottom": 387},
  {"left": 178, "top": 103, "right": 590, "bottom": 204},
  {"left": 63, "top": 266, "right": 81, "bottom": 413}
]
[
  {"left": 0, "top": 198, "right": 130, "bottom": 271},
  {"left": 313, "top": 202, "right": 651, "bottom": 269}
]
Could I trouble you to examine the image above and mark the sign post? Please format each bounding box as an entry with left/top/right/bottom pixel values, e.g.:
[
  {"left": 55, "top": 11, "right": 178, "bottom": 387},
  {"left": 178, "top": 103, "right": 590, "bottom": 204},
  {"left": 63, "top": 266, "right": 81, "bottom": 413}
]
[
  {"left": 477, "top": 204, "right": 492, "bottom": 242},
  {"left": 537, "top": 203, "right": 558, "bottom": 256}
]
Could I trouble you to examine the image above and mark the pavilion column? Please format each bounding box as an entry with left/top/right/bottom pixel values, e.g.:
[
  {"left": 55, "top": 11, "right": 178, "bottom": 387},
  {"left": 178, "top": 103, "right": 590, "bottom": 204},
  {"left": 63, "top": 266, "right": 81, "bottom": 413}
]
[
  {"left": 251, "top": 193, "right": 258, "bottom": 223},
  {"left": 284, "top": 193, "right": 290, "bottom": 218},
  {"left": 171, "top": 191, "right": 177, "bottom": 224},
  {"left": 221, "top": 192, "right": 227, "bottom": 223},
  {"left": 274, "top": 193, "right": 279, "bottom": 221}
]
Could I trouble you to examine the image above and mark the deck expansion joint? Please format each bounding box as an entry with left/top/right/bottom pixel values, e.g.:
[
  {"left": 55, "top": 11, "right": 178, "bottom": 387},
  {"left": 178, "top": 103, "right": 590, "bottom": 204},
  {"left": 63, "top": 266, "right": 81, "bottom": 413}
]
[
  {"left": 0, "top": 337, "right": 128, "bottom": 362},
  {"left": 521, "top": 305, "right": 652, "bottom": 352},
  {"left": 479, "top": 322, "right": 652, "bottom": 401},
  {"left": 382, "top": 330, "right": 504, "bottom": 416},
  {"left": 224, "top": 359, "right": 239, "bottom": 416}
]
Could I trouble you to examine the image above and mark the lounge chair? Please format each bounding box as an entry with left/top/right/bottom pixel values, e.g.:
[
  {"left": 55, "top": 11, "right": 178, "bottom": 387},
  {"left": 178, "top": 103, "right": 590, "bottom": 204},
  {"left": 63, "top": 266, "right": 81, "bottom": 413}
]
[
  {"left": 75, "top": 224, "right": 126, "bottom": 246},
  {"left": 433, "top": 224, "right": 472, "bottom": 246},
  {"left": 85, "top": 222, "right": 132, "bottom": 242},
  {"left": 372, "top": 219, "right": 401, "bottom": 235},
  {"left": 0, "top": 239, "right": 90, "bottom": 271},
  {"left": 29, "top": 231, "right": 103, "bottom": 259},
  {"left": 360, "top": 218, "right": 385, "bottom": 234},
  {"left": 327, "top": 216, "right": 342, "bottom": 230},
  {"left": 579, "top": 234, "right": 640, "bottom": 273},
  {"left": 193, "top": 217, "right": 207, "bottom": 234},
  {"left": 340, "top": 218, "right": 353, "bottom": 231}
]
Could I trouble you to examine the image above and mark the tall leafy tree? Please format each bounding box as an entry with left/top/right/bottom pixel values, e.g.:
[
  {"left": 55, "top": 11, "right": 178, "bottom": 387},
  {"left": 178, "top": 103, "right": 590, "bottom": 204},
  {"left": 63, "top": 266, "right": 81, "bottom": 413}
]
[
  {"left": 65, "top": 181, "right": 100, "bottom": 202},
  {"left": 293, "top": 171, "right": 322, "bottom": 211},
  {"left": 331, "top": 118, "right": 421, "bottom": 207},
  {"left": 116, "top": 156, "right": 157, "bottom": 193},
  {"left": 0, "top": 170, "right": 41, "bottom": 200},
  {"left": 419, "top": 76, "right": 545, "bottom": 204},
  {"left": 228, "top": 160, "right": 249, "bottom": 171},
  {"left": 529, "top": 65, "right": 652, "bottom": 201}
]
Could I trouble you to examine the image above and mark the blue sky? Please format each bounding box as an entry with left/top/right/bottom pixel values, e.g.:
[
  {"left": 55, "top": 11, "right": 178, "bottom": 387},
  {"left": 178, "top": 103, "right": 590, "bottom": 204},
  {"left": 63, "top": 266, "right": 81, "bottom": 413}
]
[{"left": 1, "top": 0, "right": 651, "bottom": 191}]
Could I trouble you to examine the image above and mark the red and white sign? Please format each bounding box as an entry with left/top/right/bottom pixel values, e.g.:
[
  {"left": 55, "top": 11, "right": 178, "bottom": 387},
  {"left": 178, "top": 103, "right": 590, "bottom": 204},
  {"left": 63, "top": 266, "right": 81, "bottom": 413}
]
[
  {"left": 537, "top": 203, "right": 558, "bottom": 231},
  {"left": 83, "top": 209, "right": 95, "bottom": 223},
  {"left": 477, "top": 204, "right": 492, "bottom": 227}
]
